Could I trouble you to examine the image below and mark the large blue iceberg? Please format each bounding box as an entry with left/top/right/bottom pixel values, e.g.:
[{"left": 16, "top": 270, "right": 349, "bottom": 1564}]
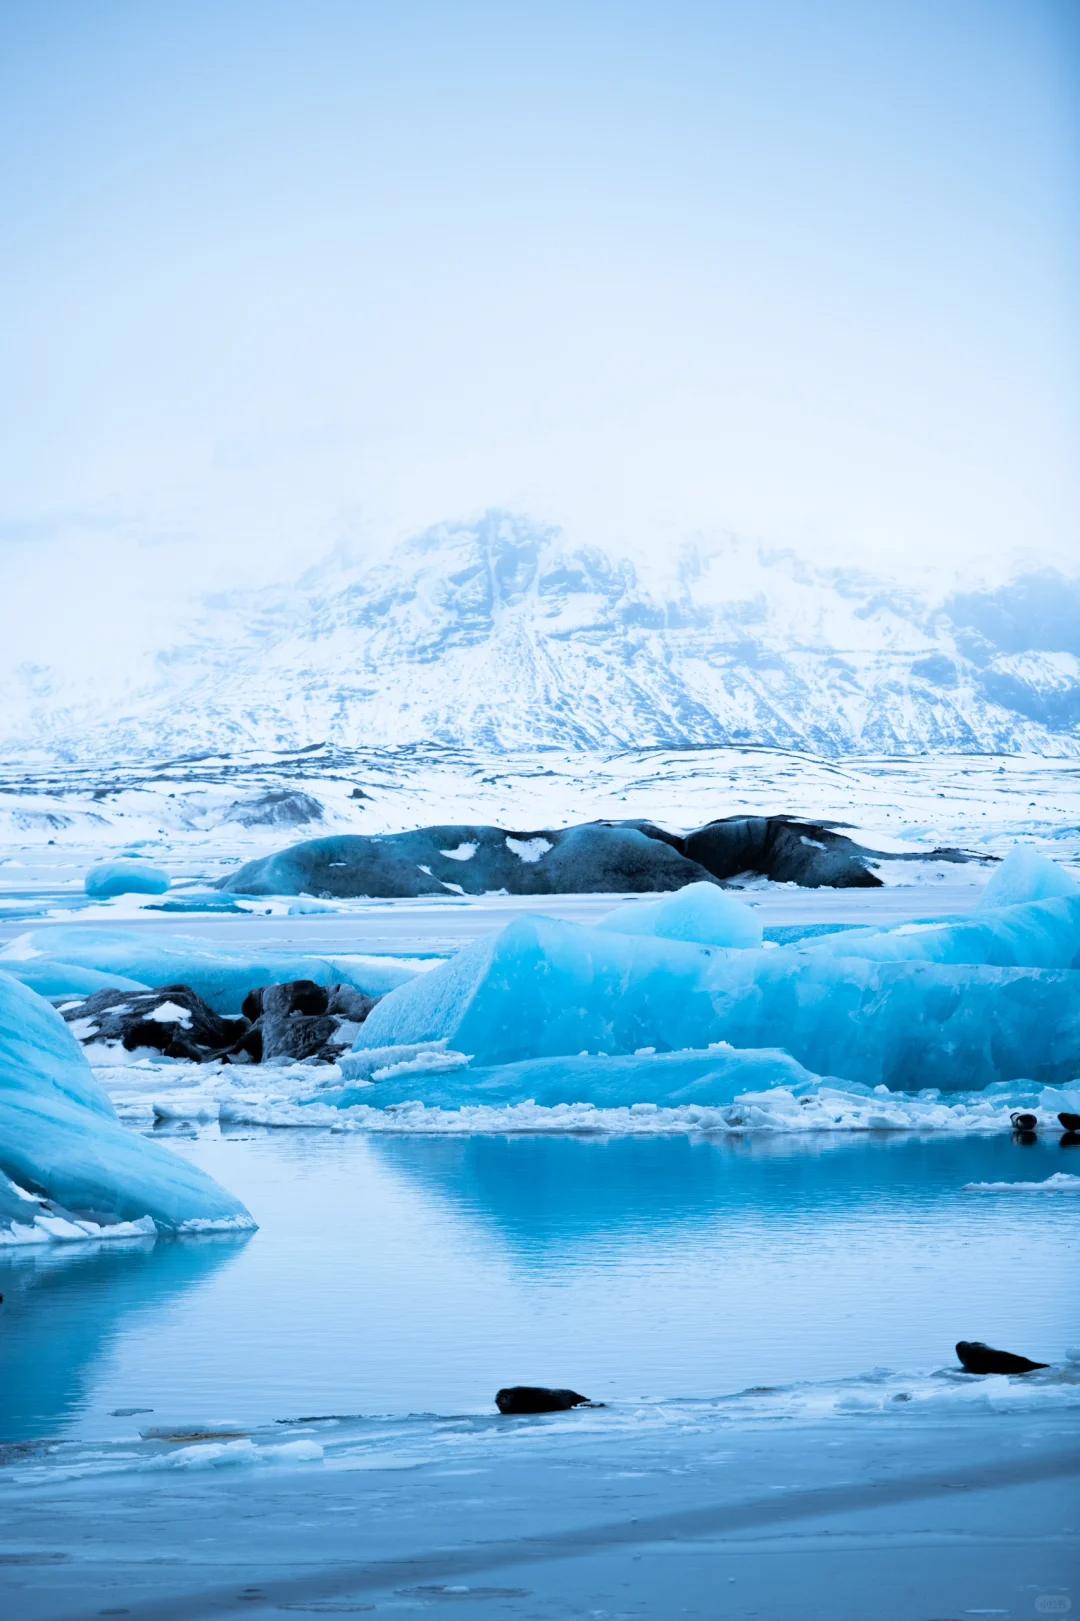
[
  {"left": 0, "top": 971, "right": 255, "bottom": 1244},
  {"left": 352, "top": 912, "right": 1080, "bottom": 1091}
]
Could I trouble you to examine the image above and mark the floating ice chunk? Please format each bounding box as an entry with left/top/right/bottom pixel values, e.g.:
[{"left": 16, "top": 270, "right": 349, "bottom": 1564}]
[
  {"left": 339, "top": 1041, "right": 470, "bottom": 1085},
  {"left": 85, "top": 859, "right": 170, "bottom": 899},
  {"left": 963, "top": 1173, "right": 1080, "bottom": 1193},
  {"left": 352, "top": 914, "right": 1080, "bottom": 1090},
  {"left": 977, "top": 847, "right": 1080, "bottom": 910},
  {"left": 0, "top": 970, "right": 255, "bottom": 1241},
  {"left": 802, "top": 895, "right": 1080, "bottom": 970},
  {"left": 598, "top": 882, "right": 762, "bottom": 949},
  {"left": 145, "top": 1438, "right": 323, "bottom": 1471}
]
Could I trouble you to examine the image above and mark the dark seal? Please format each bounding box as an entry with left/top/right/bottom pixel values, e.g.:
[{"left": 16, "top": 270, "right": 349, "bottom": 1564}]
[
  {"left": 495, "top": 1386, "right": 596, "bottom": 1414},
  {"left": 1010, "top": 1111, "right": 1038, "bottom": 1133},
  {"left": 956, "top": 1340, "right": 1049, "bottom": 1376},
  {"left": 1058, "top": 1112, "right": 1080, "bottom": 1133}
]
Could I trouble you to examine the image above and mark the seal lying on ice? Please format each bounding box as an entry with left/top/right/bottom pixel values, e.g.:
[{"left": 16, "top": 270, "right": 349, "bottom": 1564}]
[
  {"left": 956, "top": 1340, "right": 1049, "bottom": 1375},
  {"left": 495, "top": 1386, "right": 598, "bottom": 1414}
]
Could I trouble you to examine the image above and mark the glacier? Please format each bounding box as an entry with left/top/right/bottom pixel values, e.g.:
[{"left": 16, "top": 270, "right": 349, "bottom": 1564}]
[
  {"left": 0, "top": 970, "right": 254, "bottom": 1244},
  {"left": 85, "top": 858, "right": 171, "bottom": 899}
]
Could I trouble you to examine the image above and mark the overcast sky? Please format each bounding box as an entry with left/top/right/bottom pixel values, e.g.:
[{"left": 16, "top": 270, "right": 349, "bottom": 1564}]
[{"left": 2, "top": 0, "right": 1077, "bottom": 643}]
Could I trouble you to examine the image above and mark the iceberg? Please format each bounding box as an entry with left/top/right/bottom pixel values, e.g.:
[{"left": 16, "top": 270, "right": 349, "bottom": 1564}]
[
  {"left": 352, "top": 914, "right": 1080, "bottom": 1090},
  {"left": 85, "top": 859, "right": 171, "bottom": 899},
  {"left": 801, "top": 895, "right": 1080, "bottom": 970},
  {"left": 0, "top": 970, "right": 254, "bottom": 1244},
  {"left": 1, "top": 927, "right": 420, "bottom": 1013},
  {"left": 976, "top": 847, "right": 1080, "bottom": 910},
  {"left": 597, "top": 882, "right": 762, "bottom": 949}
]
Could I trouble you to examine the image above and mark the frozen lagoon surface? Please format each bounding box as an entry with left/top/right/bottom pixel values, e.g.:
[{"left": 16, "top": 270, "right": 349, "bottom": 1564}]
[{"left": 3, "top": 833, "right": 1080, "bottom": 1619}]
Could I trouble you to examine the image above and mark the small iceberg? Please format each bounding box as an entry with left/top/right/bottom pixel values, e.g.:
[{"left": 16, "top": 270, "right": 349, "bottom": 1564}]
[
  {"left": 85, "top": 859, "right": 171, "bottom": 899},
  {"left": 0, "top": 970, "right": 255, "bottom": 1245}
]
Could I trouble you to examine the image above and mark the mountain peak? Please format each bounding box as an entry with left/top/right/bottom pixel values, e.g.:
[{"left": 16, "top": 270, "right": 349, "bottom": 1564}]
[{"left": 2, "top": 515, "right": 1077, "bottom": 762}]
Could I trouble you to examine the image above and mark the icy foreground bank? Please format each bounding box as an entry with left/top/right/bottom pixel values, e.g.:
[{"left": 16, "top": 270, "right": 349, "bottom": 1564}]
[{"left": 0, "top": 971, "right": 254, "bottom": 1244}]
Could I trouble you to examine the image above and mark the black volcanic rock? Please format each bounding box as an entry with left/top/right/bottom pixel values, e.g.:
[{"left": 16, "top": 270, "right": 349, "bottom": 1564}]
[
  {"left": 62, "top": 985, "right": 247, "bottom": 1054},
  {"left": 218, "top": 822, "right": 717, "bottom": 899},
  {"left": 681, "top": 816, "right": 884, "bottom": 888},
  {"left": 213, "top": 813, "right": 959, "bottom": 898},
  {"left": 223, "top": 789, "right": 325, "bottom": 828}
]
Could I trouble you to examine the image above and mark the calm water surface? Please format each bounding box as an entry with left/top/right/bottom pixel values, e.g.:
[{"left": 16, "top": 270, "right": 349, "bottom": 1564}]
[{"left": 1, "top": 1130, "right": 1076, "bottom": 1442}]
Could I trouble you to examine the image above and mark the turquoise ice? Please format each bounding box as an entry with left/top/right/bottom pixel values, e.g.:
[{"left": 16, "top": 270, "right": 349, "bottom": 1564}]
[
  {"left": 597, "top": 881, "right": 762, "bottom": 949},
  {"left": 85, "top": 858, "right": 171, "bottom": 898},
  {"left": 352, "top": 913, "right": 1080, "bottom": 1090},
  {"left": 0, "top": 971, "right": 254, "bottom": 1243}
]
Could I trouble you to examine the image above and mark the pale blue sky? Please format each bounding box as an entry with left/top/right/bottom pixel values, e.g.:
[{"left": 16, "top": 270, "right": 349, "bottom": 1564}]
[{"left": 1, "top": 0, "right": 1077, "bottom": 615}]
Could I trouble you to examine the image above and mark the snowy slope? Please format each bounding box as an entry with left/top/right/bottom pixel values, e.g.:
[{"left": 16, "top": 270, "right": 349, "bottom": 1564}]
[{"left": 3, "top": 513, "right": 1078, "bottom": 761}]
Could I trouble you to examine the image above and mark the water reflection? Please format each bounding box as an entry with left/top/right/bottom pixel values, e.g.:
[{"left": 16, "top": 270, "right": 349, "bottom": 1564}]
[
  {"left": 364, "top": 1131, "right": 1062, "bottom": 1260},
  {"left": 3, "top": 1132, "right": 1075, "bottom": 1440},
  {"left": 0, "top": 1232, "right": 251, "bottom": 1443}
]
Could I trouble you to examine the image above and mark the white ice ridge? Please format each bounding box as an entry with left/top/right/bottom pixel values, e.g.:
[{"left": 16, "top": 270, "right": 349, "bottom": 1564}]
[{"left": 964, "top": 1173, "right": 1080, "bottom": 1194}]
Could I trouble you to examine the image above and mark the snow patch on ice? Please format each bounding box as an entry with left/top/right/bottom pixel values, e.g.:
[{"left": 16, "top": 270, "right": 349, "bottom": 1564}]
[
  {"left": 440, "top": 842, "right": 477, "bottom": 861},
  {"left": 504, "top": 836, "right": 552, "bottom": 863}
]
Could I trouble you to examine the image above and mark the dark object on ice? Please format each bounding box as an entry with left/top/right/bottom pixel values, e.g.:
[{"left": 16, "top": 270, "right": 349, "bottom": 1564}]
[
  {"left": 64, "top": 978, "right": 373, "bottom": 1066},
  {"left": 62, "top": 985, "right": 247, "bottom": 1055},
  {"left": 216, "top": 811, "right": 970, "bottom": 899},
  {"left": 955, "top": 1341, "right": 1049, "bottom": 1376},
  {"left": 222, "top": 789, "right": 325, "bottom": 828},
  {"left": 242, "top": 979, "right": 329, "bottom": 1022},
  {"left": 1058, "top": 1112, "right": 1080, "bottom": 1133},
  {"left": 1010, "top": 1111, "right": 1038, "bottom": 1135},
  {"left": 495, "top": 1386, "right": 597, "bottom": 1414},
  {"left": 231, "top": 1012, "right": 345, "bottom": 1065},
  {"left": 681, "top": 816, "right": 883, "bottom": 889},
  {"left": 326, "top": 983, "right": 377, "bottom": 1022}
]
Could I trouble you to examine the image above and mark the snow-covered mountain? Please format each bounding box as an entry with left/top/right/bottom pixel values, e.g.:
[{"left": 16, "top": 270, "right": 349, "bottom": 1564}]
[{"left": 5, "top": 513, "right": 1079, "bottom": 762}]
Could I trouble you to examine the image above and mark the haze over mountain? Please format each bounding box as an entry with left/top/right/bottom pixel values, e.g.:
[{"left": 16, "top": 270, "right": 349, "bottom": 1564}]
[{"left": 4, "top": 513, "right": 1078, "bottom": 764}]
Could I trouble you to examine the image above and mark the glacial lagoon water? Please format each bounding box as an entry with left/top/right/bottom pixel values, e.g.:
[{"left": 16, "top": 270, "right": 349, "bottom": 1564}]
[{"left": 2, "top": 1128, "right": 1076, "bottom": 1445}]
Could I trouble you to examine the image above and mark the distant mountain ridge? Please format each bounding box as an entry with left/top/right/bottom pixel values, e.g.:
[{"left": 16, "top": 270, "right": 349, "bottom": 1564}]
[{"left": 5, "top": 512, "right": 1079, "bottom": 762}]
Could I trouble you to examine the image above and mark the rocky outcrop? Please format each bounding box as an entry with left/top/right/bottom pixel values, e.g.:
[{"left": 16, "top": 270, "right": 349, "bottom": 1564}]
[
  {"left": 63, "top": 979, "right": 374, "bottom": 1065},
  {"left": 218, "top": 815, "right": 970, "bottom": 898}
]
